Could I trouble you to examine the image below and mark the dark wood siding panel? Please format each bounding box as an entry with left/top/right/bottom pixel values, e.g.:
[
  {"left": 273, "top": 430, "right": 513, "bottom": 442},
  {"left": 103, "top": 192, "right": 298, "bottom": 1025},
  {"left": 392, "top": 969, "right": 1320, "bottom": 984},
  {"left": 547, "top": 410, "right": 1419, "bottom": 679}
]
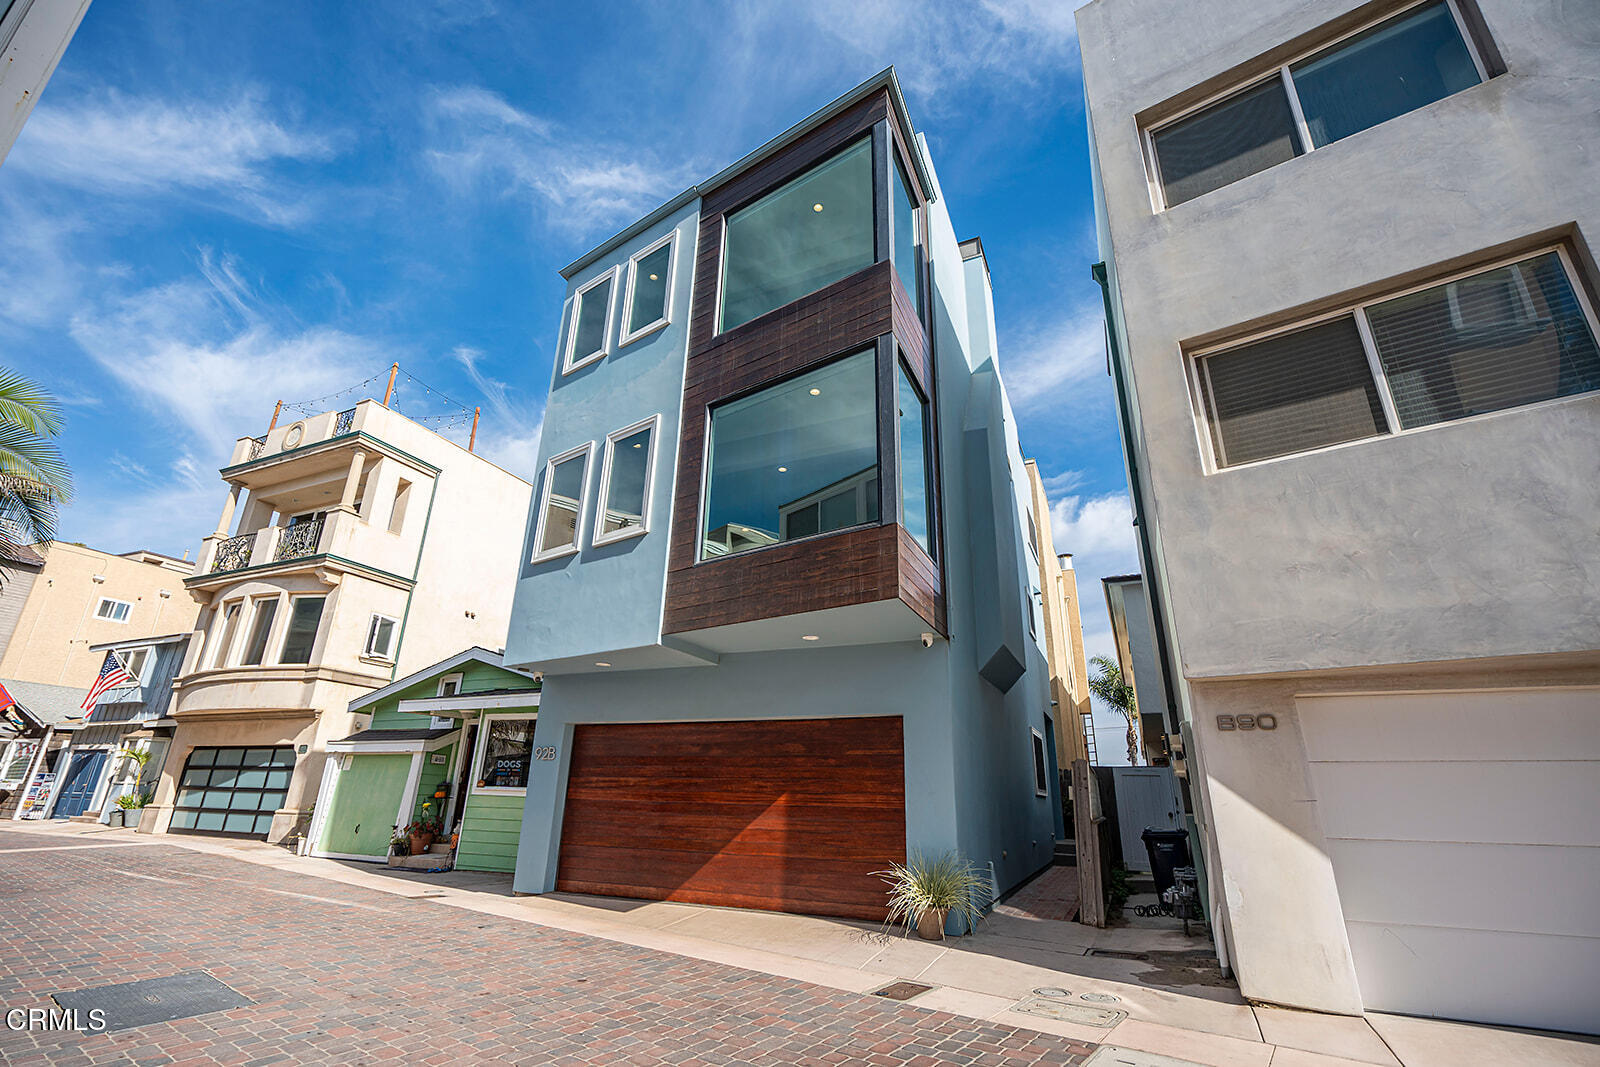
[
  {"left": 556, "top": 717, "right": 906, "bottom": 920},
  {"left": 896, "top": 525, "right": 943, "bottom": 632},
  {"left": 890, "top": 270, "right": 931, "bottom": 391}
]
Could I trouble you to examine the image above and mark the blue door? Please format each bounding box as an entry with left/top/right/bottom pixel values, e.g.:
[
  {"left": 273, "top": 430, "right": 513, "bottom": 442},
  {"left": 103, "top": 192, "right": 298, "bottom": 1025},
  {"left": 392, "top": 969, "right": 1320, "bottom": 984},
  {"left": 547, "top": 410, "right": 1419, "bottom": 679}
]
[{"left": 52, "top": 750, "right": 107, "bottom": 818}]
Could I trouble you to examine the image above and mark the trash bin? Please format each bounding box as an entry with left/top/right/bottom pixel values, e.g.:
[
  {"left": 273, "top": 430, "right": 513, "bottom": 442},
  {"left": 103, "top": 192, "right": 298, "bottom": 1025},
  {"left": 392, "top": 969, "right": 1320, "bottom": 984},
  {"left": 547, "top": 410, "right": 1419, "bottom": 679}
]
[{"left": 1141, "top": 827, "right": 1192, "bottom": 897}]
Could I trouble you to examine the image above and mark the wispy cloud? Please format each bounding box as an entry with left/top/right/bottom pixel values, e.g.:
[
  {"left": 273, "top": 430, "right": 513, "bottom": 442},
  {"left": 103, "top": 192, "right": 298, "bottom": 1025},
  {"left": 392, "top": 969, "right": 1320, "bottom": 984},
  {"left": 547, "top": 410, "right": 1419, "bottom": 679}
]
[
  {"left": 423, "top": 85, "right": 697, "bottom": 236},
  {"left": 997, "top": 303, "right": 1107, "bottom": 414},
  {"left": 10, "top": 89, "right": 337, "bottom": 225},
  {"left": 452, "top": 345, "right": 543, "bottom": 478}
]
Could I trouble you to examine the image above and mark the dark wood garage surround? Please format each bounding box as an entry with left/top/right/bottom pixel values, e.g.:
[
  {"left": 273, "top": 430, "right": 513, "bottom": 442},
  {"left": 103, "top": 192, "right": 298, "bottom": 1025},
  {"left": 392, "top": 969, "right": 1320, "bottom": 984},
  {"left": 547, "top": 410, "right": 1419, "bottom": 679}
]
[{"left": 555, "top": 717, "right": 906, "bottom": 920}]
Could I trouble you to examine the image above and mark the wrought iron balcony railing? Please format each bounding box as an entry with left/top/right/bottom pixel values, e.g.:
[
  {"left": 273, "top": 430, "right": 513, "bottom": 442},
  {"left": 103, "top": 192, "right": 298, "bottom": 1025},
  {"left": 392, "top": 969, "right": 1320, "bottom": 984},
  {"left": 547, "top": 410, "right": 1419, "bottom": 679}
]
[
  {"left": 334, "top": 407, "right": 356, "bottom": 436},
  {"left": 210, "top": 533, "right": 254, "bottom": 573},
  {"left": 247, "top": 434, "right": 268, "bottom": 461},
  {"left": 274, "top": 517, "right": 324, "bottom": 562}
]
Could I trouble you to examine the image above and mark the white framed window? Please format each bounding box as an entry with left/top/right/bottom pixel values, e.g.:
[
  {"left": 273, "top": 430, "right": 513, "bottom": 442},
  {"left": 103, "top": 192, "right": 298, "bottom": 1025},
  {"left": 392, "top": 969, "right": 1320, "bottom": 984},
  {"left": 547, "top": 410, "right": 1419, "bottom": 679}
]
[
  {"left": 363, "top": 613, "right": 399, "bottom": 662},
  {"left": 1190, "top": 246, "right": 1600, "bottom": 471},
  {"left": 562, "top": 266, "right": 619, "bottom": 374},
  {"left": 116, "top": 646, "right": 153, "bottom": 685},
  {"left": 278, "top": 595, "right": 327, "bottom": 665},
  {"left": 472, "top": 714, "right": 537, "bottom": 794},
  {"left": 238, "top": 596, "right": 281, "bottom": 666},
  {"left": 209, "top": 600, "right": 244, "bottom": 668},
  {"left": 1031, "top": 728, "right": 1049, "bottom": 797},
  {"left": 437, "top": 672, "right": 463, "bottom": 698},
  {"left": 1144, "top": 0, "right": 1489, "bottom": 210},
  {"left": 531, "top": 442, "right": 595, "bottom": 563},
  {"left": 592, "top": 415, "right": 660, "bottom": 547},
  {"left": 94, "top": 597, "right": 132, "bottom": 623},
  {"left": 619, "top": 232, "right": 676, "bottom": 346}
]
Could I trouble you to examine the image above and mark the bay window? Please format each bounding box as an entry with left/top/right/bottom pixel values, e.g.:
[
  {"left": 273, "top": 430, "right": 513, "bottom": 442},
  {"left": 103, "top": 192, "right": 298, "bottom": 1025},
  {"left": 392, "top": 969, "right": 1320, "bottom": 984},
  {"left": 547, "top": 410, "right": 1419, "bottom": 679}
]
[{"left": 897, "top": 361, "right": 934, "bottom": 558}]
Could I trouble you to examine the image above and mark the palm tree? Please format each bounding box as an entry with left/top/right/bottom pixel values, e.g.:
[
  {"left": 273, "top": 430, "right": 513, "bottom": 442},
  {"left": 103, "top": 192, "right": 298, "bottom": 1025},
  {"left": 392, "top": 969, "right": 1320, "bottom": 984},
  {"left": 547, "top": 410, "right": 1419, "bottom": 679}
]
[
  {"left": 0, "top": 368, "right": 72, "bottom": 577},
  {"left": 1088, "top": 654, "right": 1140, "bottom": 765}
]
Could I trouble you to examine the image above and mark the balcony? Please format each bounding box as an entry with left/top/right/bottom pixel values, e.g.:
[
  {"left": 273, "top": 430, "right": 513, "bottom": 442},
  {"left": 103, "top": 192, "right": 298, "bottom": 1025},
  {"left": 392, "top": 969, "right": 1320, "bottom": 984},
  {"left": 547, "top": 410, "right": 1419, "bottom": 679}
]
[
  {"left": 227, "top": 405, "right": 362, "bottom": 469},
  {"left": 206, "top": 516, "right": 328, "bottom": 575}
]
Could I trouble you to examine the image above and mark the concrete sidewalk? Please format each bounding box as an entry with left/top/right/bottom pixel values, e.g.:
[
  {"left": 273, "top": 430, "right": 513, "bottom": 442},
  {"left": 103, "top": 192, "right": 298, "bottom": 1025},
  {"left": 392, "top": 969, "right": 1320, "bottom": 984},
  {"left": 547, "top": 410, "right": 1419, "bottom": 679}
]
[{"left": 11, "top": 821, "right": 1597, "bottom": 1067}]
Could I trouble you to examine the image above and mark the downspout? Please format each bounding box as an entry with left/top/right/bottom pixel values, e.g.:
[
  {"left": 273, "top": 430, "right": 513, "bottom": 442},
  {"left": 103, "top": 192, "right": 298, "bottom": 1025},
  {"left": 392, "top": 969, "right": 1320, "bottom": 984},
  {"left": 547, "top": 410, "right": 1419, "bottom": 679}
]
[
  {"left": 1090, "top": 263, "right": 1181, "bottom": 746},
  {"left": 386, "top": 474, "right": 441, "bottom": 683}
]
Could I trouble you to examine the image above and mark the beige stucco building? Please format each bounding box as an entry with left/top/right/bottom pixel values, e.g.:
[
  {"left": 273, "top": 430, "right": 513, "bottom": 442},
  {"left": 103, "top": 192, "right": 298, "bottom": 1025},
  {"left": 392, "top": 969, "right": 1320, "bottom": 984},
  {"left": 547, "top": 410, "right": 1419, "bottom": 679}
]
[
  {"left": 144, "top": 399, "right": 532, "bottom": 845},
  {"left": 0, "top": 542, "right": 196, "bottom": 689},
  {"left": 1023, "top": 460, "right": 1092, "bottom": 768}
]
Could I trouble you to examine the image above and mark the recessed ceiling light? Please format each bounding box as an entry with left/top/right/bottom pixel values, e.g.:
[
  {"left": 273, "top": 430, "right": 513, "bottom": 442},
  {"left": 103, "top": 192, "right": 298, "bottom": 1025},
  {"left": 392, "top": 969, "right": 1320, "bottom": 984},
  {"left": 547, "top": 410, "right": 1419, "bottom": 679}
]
[
  {"left": 801, "top": 635, "right": 820, "bottom": 641},
  {"left": 649, "top": 273, "right": 658, "bottom": 281},
  {"left": 632, "top": 442, "right": 642, "bottom": 448},
  {"left": 777, "top": 466, "right": 787, "bottom": 472},
  {"left": 595, "top": 661, "right": 611, "bottom": 667},
  {"left": 809, "top": 388, "right": 821, "bottom": 396},
  {"left": 812, "top": 203, "right": 823, "bottom": 212}
]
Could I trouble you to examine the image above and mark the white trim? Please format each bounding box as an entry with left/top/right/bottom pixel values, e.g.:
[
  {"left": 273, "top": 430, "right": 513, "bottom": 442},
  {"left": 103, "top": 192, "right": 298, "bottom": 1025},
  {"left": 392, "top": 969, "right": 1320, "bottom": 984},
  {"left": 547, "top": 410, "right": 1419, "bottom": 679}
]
[
  {"left": 399, "top": 691, "right": 541, "bottom": 715},
  {"left": 619, "top": 231, "right": 677, "bottom": 346},
  {"left": 347, "top": 647, "right": 518, "bottom": 713},
  {"left": 470, "top": 712, "right": 538, "bottom": 797},
  {"left": 363, "top": 612, "right": 399, "bottom": 662},
  {"left": 1144, "top": 0, "right": 1489, "bottom": 210},
  {"left": 397, "top": 752, "right": 424, "bottom": 832},
  {"left": 561, "top": 266, "right": 620, "bottom": 374},
  {"left": 306, "top": 755, "right": 342, "bottom": 857},
  {"left": 326, "top": 732, "right": 459, "bottom": 755},
  {"left": 437, "top": 673, "right": 464, "bottom": 698},
  {"left": 530, "top": 441, "right": 595, "bottom": 563},
  {"left": 94, "top": 596, "right": 132, "bottom": 623},
  {"left": 1190, "top": 244, "right": 1600, "bottom": 473},
  {"left": 592, "top": 414, "right": 661, "bottom": 547},
  {"left": 277, "top": 593, "right": 328, "bottom": 665}
]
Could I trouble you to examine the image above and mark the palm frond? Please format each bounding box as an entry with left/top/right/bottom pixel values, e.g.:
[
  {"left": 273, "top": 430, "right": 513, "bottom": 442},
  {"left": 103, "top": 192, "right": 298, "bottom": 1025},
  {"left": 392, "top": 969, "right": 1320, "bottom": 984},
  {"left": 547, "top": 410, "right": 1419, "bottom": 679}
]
[
  {"left": 0, "top": 369, "right": 72, "bottom": 568},
  {"left": 0, "top": 368, "right": 65, "bottom": 437}
]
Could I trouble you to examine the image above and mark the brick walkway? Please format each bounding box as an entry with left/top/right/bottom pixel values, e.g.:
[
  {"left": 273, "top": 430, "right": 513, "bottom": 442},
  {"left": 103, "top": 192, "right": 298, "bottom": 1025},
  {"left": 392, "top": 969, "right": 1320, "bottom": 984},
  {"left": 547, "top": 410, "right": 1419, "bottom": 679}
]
[
  {"left": 0, "top": 832, "right": 1096, "bottom": 1065},
  {"left": 993, "top": 865, "right": 1080, "bottom": 924}
]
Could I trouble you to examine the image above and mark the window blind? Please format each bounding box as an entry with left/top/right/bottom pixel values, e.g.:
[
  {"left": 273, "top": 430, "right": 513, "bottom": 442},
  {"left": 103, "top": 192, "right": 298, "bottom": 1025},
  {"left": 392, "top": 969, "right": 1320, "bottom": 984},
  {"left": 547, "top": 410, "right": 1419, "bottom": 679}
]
[{"left": 1153, "top": 79, "right": 1303, "bottom": 208}]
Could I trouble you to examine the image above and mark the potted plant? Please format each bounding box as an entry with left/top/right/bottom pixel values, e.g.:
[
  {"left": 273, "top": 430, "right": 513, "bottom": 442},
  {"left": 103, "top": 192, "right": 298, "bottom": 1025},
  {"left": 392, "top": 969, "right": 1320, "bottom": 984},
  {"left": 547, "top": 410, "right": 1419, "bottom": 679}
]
[
  {"left": 403, "top": 802, "right": 443, "bottom": 855},
  {"left": 111, "top": 789, "right": 150, "bottom": 828},
  {"left": 389, "top": 827, "right": 410, "bottom": 858},
  {"left": 875, "top": 851, "right": 989, "bottom": 941}
]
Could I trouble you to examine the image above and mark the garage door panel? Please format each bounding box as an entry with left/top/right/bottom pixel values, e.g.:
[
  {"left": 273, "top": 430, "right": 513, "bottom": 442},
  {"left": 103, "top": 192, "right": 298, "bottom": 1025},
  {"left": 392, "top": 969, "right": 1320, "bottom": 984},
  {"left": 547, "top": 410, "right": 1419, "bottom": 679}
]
[
  {"left": 556, "top": 717, "right": 904, "bottom": 920},
  {"left": 1299, "top": 691, "right": 1600, "bottom": 762},
  {"left": 1327, "top": 839, "right": 1600, "bottom": 938},
  {"left": 1345, "top": 921, "right": 1600, "bottom": 1033},
  {"left": 1308, "top": 760, "right": 1599, "bottom": 846}
]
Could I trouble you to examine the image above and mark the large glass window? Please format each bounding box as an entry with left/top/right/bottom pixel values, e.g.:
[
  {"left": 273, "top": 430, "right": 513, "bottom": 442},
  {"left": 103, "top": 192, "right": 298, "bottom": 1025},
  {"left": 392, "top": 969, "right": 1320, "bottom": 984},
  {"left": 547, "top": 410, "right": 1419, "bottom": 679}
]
[
  {"left": 1364, "top": 252, "right": 1600, "bottom": 429},
  {"left": 623, "top": 235, "right": 674, "bottom": 343},
  {"left": 892, "top": 159, "right": 922, "bottom": 317},
  {"left": 564, "top": 270, "right": 615, "bottom": 373},
  {"left": 477, "top": 718, "right": 535, "bottom": 790},
  {"left": 701, "top": 350, "right": 878, "bottom": 559},
  {"left": 533, "top": 444, "right": 592, "bottom": 561},
  {"left": 720, "top": 138, "right": 875, "bottom": 332},
  {"left": 240, "top": 598, "right": 279, "bottom": 665},
  {"left": 1150, "top": 1, "right": 1484, "bottom": 207},
  {"left": 897, "top": 362, "right": 934, "bottom": 558},
  {"left": 1291, "top": 1, "right": 1481, "bottom": 149},
  {"left": 278, "top": 596, "right": 325, "bottom": 664},
  {"left": 594, "top": 417, "right": 657, "bottom": 545}
]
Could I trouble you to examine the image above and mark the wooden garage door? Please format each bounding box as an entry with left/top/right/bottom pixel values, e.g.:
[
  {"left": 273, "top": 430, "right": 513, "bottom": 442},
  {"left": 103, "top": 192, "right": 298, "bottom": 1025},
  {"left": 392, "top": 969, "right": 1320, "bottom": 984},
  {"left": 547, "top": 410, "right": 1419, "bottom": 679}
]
[{"left": 556, "top": 717, "right": 905, "bottom": 920}]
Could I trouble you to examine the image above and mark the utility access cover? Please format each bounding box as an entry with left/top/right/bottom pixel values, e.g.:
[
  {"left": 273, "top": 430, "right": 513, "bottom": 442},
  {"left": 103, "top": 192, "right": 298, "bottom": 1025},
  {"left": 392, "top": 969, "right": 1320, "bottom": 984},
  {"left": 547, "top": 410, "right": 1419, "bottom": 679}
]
[
  {"left": 1085, "top": 1047, "right": 1209, "bottom": 1067},
  {"left": 1012, "top": 994, "right": 1126, "bottom": 1027},
  {"left": 53, "top": 971, "right": 251, "bottom": 1033}
]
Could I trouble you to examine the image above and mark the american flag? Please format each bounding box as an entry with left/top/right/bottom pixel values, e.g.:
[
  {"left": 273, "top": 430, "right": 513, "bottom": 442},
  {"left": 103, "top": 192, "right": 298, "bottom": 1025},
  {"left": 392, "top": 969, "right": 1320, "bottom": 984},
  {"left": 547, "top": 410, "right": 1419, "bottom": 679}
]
[{"left": 80, "top": 652, "right": 135, "bottom": 713}]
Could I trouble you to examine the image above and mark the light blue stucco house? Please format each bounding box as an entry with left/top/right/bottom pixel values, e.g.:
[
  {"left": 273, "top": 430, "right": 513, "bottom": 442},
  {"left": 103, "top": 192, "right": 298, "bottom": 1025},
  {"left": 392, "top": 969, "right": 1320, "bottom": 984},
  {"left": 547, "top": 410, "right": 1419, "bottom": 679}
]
[{"left": 503, "top": 69, "right": 1061, "bottom": 924}]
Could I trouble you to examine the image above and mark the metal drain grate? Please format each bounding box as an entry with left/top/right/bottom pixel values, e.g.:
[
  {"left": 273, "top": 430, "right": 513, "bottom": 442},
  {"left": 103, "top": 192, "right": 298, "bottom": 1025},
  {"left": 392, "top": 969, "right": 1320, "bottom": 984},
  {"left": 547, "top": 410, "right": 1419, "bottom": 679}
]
[
  {"left": 872, "top": 980, "right": 934, "bottom": 1002},
  {"left": 53, "top": 971, "right": 251, "bottom": 1033},
  {"left": 1088, "top": 948, "right": 1150, "bottom": 961}
]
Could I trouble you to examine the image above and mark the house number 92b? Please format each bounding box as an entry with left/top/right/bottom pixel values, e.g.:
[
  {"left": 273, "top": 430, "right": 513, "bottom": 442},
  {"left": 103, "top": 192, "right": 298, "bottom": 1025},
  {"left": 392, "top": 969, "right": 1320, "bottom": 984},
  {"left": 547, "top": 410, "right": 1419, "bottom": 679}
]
[
  {"left": 533, "top": 746, "right": 557, "bottom": 761},
  {"left": 1216, "top": 714, "right": 1276, "bottom": 732}
]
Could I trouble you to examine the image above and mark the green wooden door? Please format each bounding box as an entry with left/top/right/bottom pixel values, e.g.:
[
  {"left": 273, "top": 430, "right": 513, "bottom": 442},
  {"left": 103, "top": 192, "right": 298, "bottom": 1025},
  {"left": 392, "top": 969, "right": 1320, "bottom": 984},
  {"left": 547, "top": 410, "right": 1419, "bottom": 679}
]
[{"left": 320, "top": 754, "right": 412, "bottom": 858}]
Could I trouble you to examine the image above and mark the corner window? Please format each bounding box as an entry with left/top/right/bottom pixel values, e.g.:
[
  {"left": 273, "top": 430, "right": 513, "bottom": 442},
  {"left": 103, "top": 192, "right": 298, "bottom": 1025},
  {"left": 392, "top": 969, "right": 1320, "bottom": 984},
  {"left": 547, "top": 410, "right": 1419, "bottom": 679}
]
[
  {"left": 94, "top": 597, "right": 132, "bottom": 623},
  {"left": 563, "top": 268, "right": 617, "bottom": 374},
  {"left": 532, "top": 443, "right": 593, "bottom": 562},
  {"left": 476, "top": 717, "right": 535, "bottom": 791},
  {"left": 891, "top": 157, "right": 923, "bottom": 317},
  {"left": 621, "top": 233, "right": 675, "bottom": 345},
  {"left": 1031, "top": 729, "right": 1049, "bottom": 797},
  {"left": 240, "top": 597, "right": 280, "bottom": 666},
  {"left": 594, "top": 416, "right": 659, "bottom": 546},
  {"left": 1149, "top": 0, "right": 1486, "bottom": 208},
  {"left": 896, "top": 362, "right": 934, "bottom": 559},
  {"left": 364, "top": 613, "right": 398, "bottom": 661},
  {"left": 720, "top": 138, "right": 875, "bottom": 332},
  {"left": 1194, "top": 247, "right": 1600, "bottom": 468},
  {"left": 701, "top": 350, "right": 878, "bottom": 560},
  {"left": 278, "top": 595, "right": 326, "bottom": 665}
]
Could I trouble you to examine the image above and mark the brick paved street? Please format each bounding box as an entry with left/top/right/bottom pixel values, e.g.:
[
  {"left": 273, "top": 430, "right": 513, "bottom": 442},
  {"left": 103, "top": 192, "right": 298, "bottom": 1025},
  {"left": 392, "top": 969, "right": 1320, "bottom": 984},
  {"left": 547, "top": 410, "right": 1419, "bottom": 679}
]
[{"left": 0, "top": 832, "right": 1097, "bottom": 1066}]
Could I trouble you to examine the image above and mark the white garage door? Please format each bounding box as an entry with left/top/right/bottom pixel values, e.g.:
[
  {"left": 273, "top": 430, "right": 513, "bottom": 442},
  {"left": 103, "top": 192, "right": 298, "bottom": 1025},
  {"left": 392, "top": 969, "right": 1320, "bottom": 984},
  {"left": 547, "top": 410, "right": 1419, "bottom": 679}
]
[{"left": 1298, "top": 689, "right": 1600, "bottom": 1035}]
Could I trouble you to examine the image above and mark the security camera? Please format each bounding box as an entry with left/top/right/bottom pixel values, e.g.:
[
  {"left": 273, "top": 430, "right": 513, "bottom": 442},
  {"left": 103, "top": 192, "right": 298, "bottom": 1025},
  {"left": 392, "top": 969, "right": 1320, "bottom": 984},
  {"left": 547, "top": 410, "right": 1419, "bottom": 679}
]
[{"left": 920, "top": 632, "right": 935, "bottom": 648}]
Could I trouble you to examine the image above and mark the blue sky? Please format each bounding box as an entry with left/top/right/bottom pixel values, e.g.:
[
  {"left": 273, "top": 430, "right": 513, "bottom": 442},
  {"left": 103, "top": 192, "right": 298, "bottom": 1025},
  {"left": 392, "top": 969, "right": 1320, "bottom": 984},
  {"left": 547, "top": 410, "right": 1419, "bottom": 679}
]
[{"left": 1, "top": 0, "right": 1141, "bottom": 756}]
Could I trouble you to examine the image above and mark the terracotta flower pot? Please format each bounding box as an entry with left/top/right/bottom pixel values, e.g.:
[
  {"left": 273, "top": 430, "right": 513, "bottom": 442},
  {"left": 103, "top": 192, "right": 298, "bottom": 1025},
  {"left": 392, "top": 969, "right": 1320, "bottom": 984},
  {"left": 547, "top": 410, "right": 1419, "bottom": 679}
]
[
  {"left": 410, "top": 832, "right": 434, "bottom": 855},
  {"left": 916, "top": 908, "right": 949, "bottom": 941}
]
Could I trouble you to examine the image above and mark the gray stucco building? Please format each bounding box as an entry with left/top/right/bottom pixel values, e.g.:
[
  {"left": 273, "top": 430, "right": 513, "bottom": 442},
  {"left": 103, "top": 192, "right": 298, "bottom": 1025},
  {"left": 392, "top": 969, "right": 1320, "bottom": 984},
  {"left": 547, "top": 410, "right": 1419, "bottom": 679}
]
[
  {"left": 1078, "top": 0, "right": 1599, "bottom": 1034},
  {"left": 503, "top": 70, "right": 1061, "bottom": 925}
]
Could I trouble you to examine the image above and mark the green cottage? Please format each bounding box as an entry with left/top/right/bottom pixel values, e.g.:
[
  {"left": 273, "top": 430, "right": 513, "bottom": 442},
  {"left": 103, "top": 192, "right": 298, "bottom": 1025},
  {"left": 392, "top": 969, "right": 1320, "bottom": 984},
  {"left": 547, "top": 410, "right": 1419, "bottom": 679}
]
[{"left": 306, "top": 647, "right": 540, "bottom": 872}]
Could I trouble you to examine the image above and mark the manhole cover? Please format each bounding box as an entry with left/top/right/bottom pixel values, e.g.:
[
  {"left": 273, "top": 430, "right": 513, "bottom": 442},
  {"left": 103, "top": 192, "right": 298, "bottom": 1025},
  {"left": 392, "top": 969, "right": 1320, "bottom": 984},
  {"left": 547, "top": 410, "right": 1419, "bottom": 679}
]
[
  {"left": 1081, "top": 991, "right": 1121, "bottom": 1003},
  {"left": 1085, "top": 1047, "right": 1208, "bottom": 1067},
  {"left": 873, "top": 980, "right": 934, "bottom": 1002},
  {"left": 1012, "top": 995, "right": 1127, "bottom": 1027},
  {"left": 1032, "top": 986, "right": 1071, "bottom": 998},
  {"left": 53, "top": 971, "right": 250, "bottom": 1033}
]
